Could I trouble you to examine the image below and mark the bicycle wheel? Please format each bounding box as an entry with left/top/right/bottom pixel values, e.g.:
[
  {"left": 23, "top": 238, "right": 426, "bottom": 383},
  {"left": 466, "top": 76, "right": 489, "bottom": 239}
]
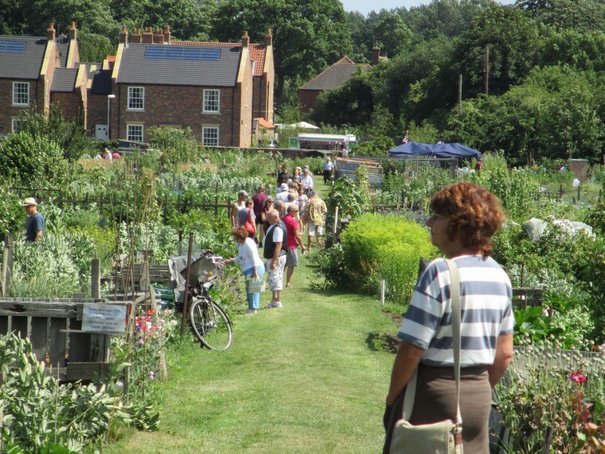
[{"left": 189, "top": 298, "right": 233, "bottom": 350}]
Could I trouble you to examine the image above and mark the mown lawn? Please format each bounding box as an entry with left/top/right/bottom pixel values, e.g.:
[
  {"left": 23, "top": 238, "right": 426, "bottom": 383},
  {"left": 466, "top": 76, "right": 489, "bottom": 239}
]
[{"left": 105, "top": 251, "right": 396, "bottom": 453}]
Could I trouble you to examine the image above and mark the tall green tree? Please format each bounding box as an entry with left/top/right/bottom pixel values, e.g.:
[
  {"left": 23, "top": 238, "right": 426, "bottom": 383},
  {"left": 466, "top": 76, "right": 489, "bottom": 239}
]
[
  {"left": 516, "top": 0, "right": 605, "bottom": 32},
  {"left": 211, "top": 0, "right": 352, "bottom": 98},
  {"left": 450, "top": 4, "right": 540, "bottom": 97}
]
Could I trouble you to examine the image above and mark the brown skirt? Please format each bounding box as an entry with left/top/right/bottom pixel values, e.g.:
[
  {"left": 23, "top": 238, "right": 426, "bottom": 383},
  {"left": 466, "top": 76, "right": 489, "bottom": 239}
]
[{"left": 383, "top": 364, "right": 491, "bottom": 454}]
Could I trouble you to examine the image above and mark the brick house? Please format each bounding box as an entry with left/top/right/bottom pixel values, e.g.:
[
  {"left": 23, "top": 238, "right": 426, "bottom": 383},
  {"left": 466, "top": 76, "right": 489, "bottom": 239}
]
[
  {"left": 0, "top": 22, "right": 84, "bottom": 135},
  {"left": 1, "top": 24, "right": 275, "bottom": 148},
  {"left": 298, "top": 50, "right": 383, "bottom": 112},
  {"left": 104, "top": 26, "right": 275, "bottom": 147}
]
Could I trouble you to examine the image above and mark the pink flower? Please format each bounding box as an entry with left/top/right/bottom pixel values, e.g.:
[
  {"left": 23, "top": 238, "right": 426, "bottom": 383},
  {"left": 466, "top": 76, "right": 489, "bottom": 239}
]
[
  {"left": 148, "top": 371, "right": 155, "bottom": 380},
  {"left": 569, "top": 370, "right": 587, "bottom": 383}
]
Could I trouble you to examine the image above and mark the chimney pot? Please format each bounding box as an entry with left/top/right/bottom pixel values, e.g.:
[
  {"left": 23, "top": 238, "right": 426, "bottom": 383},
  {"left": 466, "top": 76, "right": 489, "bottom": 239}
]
[
  {"left": 142, "top": 27, "right": 153, "bottom": 44},
  {"left": 70, "top": 22, "right": 78, "bottom": 40},
  {"left": 265, "top": 28, "right": 273, "bottom": 46},
  {"left": 163, "top": 25, "right": 171, "bottom": 45},
  {"left": 131, "top": 28, "right": 142, "bottom": 44},
  {"left": 119, "top": 25, "right": 128, "bottom": 44},
  {"left": 371, "top": 46, "right": 380, "bottom": 65},
  {"left": 47, "top": 23, "right": 56, "bottom": 41},
  {"left": 242, "top": 30, "right": 249, "bottom": 47},
  {"left": 154, "top": 27, "right": 164, "bottom": 44}
]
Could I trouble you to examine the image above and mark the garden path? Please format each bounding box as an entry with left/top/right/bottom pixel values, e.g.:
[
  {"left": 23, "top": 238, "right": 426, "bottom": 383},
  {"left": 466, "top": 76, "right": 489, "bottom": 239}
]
[{"left": 106, "top": 249, "right": 396, "bottom": 453}]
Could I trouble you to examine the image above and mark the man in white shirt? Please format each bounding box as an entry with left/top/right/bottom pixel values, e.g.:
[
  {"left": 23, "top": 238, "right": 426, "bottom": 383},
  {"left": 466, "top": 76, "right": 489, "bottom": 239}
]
[{"left": 301, "top": 166, "right": 314, "bottom": 195}]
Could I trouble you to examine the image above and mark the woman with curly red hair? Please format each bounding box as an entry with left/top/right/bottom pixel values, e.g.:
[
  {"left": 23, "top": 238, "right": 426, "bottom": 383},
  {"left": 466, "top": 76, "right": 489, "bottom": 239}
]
[{"left": 383, "top": 182, "right": 514, "bottom": 454}]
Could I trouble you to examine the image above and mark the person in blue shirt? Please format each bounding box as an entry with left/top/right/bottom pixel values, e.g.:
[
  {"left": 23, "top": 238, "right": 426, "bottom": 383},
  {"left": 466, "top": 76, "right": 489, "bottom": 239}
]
[{"left": 22, "top": 197, "right": 45, "bottom": 242}]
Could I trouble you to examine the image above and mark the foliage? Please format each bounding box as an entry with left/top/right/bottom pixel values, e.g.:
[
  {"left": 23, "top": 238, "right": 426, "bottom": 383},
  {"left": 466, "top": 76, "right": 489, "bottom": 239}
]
[
  {"left": 338, "top": 213, "right": 437, "bottom": 304},
  {"left": 147, "top": 127, "right": 201, "bottom": 168},
  {"left": 496, "top": 337, "right": 605, "bottom": 453},
  {"left": 0, "top": 131, "right": 68, "bottom": 186},
  {"left": 0, "top": 333, "right": 130, "bottom": 452},
  {"left": 17, "top": 106, "right": 93, "bottom": 162},
  {"left": 77, "top": 30, "right": 114, "bottom": 63},
  {"left": 10, "top": 232, "right": 95, "bottom": 297},
  {"left": 211, "top": 0, "right": 352, "bottom": 97},
  {"left": 326, "top": 174, "right": 370, "bottom": 222}
]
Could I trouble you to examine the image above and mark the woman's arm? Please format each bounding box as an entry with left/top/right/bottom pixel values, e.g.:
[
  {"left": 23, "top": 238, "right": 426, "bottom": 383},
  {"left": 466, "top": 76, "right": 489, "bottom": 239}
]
[
  {"left": 487, "top": 333, "right": 514, "bottom": 388},
  {"left": 386, "top": 341, "right": 425, "bottom": 406}
]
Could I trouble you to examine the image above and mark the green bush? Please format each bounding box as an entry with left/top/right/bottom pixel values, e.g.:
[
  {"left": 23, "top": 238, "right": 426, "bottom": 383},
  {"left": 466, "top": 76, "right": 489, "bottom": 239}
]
[
  {"left": 0, "top": 131, "right": 68, "bottom": 185},
  {"left": 339, "top": 213, "right": 437, "bottom": 305}
]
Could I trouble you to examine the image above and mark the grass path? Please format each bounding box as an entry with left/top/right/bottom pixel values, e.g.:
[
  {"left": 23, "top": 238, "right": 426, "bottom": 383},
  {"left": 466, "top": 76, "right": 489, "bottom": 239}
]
[{"left": 105, "top": 254, "right": 396, "bottom": 453}]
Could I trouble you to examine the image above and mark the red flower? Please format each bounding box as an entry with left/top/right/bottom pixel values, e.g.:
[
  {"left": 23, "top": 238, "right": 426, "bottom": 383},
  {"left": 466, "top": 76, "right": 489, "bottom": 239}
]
[{"left": 569, "top": 370, "right": 587, "bottom": 384}]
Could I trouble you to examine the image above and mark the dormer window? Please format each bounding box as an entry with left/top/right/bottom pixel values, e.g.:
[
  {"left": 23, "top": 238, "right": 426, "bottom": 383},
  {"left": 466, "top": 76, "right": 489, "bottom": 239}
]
[{"left": 12, "top": 82, "right": 29, "bottom": 106}]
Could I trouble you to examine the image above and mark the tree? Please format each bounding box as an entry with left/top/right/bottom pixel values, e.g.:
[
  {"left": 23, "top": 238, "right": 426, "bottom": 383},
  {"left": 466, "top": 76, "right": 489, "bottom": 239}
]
[
  {"left": 364, "top": 10, "right": 412, "bottom": 59},
  {"left": 19, "top": 0, "right": 117, "bottom": 37},
  {"left": 450, "top": 4, "right": 540, "bottom": 97},
  {"left": 445, "top": 66, "right": 605, "bottom": 164},
  {"left": 211, "top": 0, "right": 352, "bottom": 97},
  {"left": 515, "top": 0, "right": 605, "bottom": 32}
]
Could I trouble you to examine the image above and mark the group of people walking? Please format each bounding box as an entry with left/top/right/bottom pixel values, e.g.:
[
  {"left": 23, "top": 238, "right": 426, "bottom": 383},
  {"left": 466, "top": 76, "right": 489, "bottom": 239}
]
[{"left": 228, "top": 171, "right": 327, "bottom": 314}]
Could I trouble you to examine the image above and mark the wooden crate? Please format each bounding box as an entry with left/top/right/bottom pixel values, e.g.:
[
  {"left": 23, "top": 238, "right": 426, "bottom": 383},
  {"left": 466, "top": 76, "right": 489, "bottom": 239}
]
[
  {"left": 0, "top": 298, "right": 129, "bottom": 381},
  {"left": 112, "top": 263, "right": 172, "bottom": 293}
]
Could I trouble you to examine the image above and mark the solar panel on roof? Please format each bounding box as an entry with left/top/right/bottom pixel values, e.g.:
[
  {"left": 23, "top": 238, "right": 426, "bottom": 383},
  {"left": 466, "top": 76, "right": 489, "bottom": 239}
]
[
  {"left": 0, "top": 40, "right": 27, "bottom": 53},
  {"left": 144, "top": 47, "right": 221, "bottom": 61}
]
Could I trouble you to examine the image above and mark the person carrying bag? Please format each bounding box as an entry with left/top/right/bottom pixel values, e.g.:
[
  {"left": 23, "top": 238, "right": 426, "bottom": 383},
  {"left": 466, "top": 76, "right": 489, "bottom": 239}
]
[
  {"left": 389, "top": 259, "right": 463, "bottom": 454},
  {"left": 383, "top": 183, "right": 515, "bottom": 454}
]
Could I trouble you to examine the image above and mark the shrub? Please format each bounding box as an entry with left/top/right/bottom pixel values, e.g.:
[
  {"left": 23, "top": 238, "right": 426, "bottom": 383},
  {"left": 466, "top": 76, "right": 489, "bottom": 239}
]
[
  {"left": 339, "top": 213, "right": 437, "bottom": 305},
  {"left": 0, "top": 131, "right": 68, "bottom": 186}
]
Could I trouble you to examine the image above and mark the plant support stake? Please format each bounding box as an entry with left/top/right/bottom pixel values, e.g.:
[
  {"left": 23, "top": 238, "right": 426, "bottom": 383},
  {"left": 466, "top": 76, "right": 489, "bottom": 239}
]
[
  {"left": 334, "top": 206, "right": 339, "bottom": 234},
  {"left": 380, "top": 280, "right": 386, "bottom": 306},
  {"left": 180, "top": 232, "right": 194, "bottom": 337}
]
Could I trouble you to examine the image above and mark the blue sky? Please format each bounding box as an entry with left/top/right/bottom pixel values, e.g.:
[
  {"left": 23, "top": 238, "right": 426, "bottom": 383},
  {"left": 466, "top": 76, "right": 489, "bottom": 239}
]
[
  {"left": 340, "top": 0, "right": 514, "bottom": 15},
  {"left": 341, "top": 0, "right": 427, "bottom": 15}
]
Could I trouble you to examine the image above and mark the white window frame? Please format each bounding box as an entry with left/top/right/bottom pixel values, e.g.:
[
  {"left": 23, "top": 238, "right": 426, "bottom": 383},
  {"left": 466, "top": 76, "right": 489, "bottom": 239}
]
[
  {"left": 12, "top": 82, "right": 29, "bottom": 106},
  {"left": 126, "top": 123, "right": 144, "bottom": 142},
  {"left": 127, "top": 86, "right": 145, "bottom": 111},
  {"left": 202, "top": 127, "right": 219, "bottom": 146},
  {"left": 11, "top": 118, "right": 25, "bottom": 132},
  {"left": 203, "top": 89, "right": 220, "bottom": 113}
]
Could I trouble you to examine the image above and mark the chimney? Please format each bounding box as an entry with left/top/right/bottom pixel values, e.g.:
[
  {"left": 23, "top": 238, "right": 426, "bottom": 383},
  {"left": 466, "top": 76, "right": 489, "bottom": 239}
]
[
  {"left": 153, "top": 27, "right": 164, "bottom": 44},
  {"left": 371, "top": 45, "right": 380, "bottom": 65},
  {"left": 142, "top": 27, "right": 153, "bottom": 44},
  {"left": 265, "top": 28, "right": 273, "bottom": 46},
  {"left": 70, "top": 21, "right": 77, "bottom": 40},
  {"left": 47, "top": 23, "right": 56, "bottom": 41},
  {"left": 163, "top": 25, "right": 171, "bottom": 44},
  {"left": 131, "top": 28, "right": 142, "bottom": 43},
  {"left": 119, "top": 25, "right": 128, "bottom": 44},
  {"left": 241, "top": 31, "right": 249, "bottom": 48}
]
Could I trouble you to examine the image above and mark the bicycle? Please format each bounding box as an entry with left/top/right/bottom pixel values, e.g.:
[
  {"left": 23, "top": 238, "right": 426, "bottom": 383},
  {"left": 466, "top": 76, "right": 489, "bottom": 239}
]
[{"left": 168, "top": 250, "right": 233, "bottom": 350}]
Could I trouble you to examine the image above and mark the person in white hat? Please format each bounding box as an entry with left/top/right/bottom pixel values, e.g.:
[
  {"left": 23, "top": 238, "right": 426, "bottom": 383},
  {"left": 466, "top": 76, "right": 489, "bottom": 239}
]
[{"left": 22, "top": 197, "right": 44, "bottom": 242}]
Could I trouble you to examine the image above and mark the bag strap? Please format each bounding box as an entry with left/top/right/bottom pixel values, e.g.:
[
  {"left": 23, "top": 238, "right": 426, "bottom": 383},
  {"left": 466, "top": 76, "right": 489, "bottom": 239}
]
[{"left": 402, "top": 258, "right": 463, "bottom": 426}]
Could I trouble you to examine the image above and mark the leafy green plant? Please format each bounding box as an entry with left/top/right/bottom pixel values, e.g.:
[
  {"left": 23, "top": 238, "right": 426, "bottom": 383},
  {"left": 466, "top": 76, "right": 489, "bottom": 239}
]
[
  {"left": 0, "top": 333, "right": 130, "bottom": 452},
  {"left": 496, "top": 337, "right": 605, "bottom": 453},
  {"left": 0, "top": 131, "right": 68, "bottom": 186},
  {"left": 338, "top": 213, "right": 437, "bottom": 305}
]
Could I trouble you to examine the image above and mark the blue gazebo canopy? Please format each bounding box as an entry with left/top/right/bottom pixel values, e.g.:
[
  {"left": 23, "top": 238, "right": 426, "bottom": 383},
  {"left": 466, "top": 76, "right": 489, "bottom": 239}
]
[{"left": 388, "top": 141, "right": 481, "bottom": 159}]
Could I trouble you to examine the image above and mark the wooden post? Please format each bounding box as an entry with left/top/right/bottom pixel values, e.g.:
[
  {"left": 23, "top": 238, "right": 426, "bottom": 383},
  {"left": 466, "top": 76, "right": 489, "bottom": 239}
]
[
  {"left": 333, "top": 206, "right": 339, "bottom": 235},
  {"left": 458, "top": 74, "right": 462, "bottom": 115},
  {"left": 484, "top": 46, "right": 489, "bottom": 95},
  {"left": 1, "top": 233, "right": 13, "bottom": 297},
  {"left": 180, "top": 233, "right": 194, "bottom": 337},
  {"left": 91, "top": 258, "right": 100, "bottom": 299}
]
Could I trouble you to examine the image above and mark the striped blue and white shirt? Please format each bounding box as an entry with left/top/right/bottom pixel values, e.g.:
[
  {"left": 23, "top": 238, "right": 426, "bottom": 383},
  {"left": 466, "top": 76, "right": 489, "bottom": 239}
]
[{"left": 398, "top": 255, "right": 514, "bottom": 367}]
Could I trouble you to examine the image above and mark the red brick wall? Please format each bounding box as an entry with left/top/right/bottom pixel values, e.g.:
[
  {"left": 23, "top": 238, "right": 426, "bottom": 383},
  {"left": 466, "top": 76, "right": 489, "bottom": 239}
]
[
  {"left": 0, "top": 78, "right": 44, "bottom": 135},
  {"left": 112, "top": 84, "right": 240, "bottom": 145},
  {"left": 51, "top": 92, "right": 83, "bottom": 123},
  {"left": 299, "top": 89, "right": 321, "bottom": 113},
  {"left": 88, "top": 93, "right": 109, "bottom": 137}
]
